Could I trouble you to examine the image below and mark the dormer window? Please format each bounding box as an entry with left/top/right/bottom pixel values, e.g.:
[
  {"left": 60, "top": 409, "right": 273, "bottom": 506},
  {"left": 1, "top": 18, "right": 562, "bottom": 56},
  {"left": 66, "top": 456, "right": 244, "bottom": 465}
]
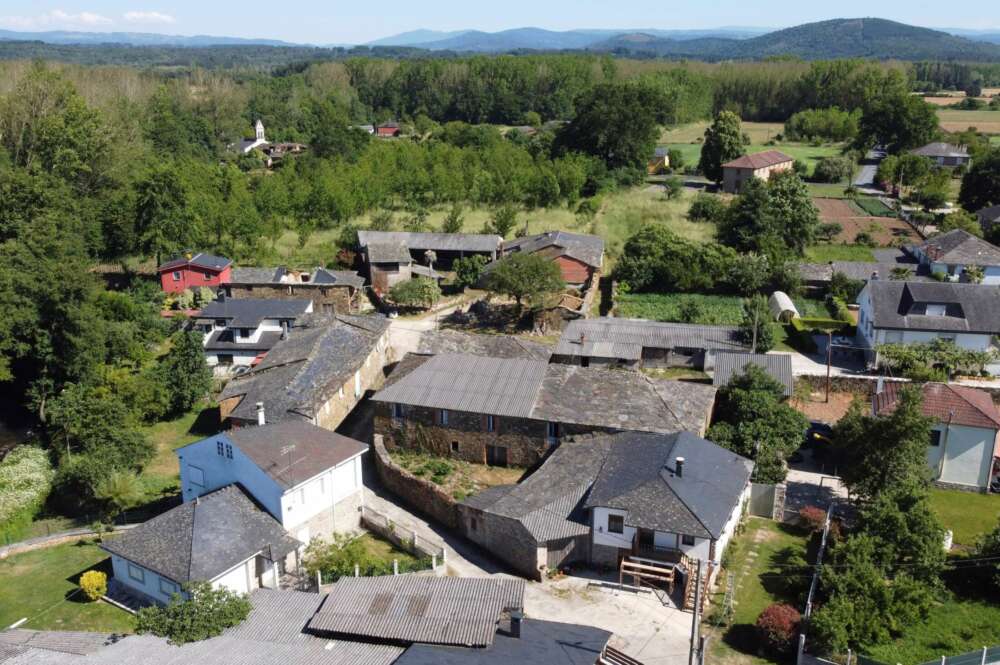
[{"left": 926, "top": 304, "right": 947, "bottom": 317}]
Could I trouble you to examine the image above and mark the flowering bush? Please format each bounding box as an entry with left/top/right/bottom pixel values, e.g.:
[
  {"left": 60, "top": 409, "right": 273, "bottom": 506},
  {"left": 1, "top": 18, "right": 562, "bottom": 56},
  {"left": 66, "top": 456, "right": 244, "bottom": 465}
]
[
  {"left": 798, "top": 505, "right": 827, "bottom": 533},
  {"left": 756, "top": 603, "right": 802, "bottom": 655},
  {"left": 79, "top": 570, "right": 107, "bottom": 601},
  {"left": 0, "top": 445, "right": 55, "bottom": 539}
]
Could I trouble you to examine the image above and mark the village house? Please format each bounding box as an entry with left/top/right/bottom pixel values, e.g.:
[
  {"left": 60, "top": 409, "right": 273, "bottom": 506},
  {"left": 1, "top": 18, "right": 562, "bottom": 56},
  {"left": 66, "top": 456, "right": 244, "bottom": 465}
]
[
  {"left": 797, "top": 248, "right": 928, "bottom": 293},
  {"left": 357, "top": 230, "right": 501, "bottom": 292},
  {"left": 417, "top": 329, "right": 552, "bottom": 360},
  {"left": 177, "top": 420, "right": 368, "bottom": 543},
  {"left": 874, "top": 381, "right": 1000, "bottom": 492},
  {"left": 911, "top": 142, "right": 972, "bottom": 168},
  {"left": 375, "top": 121, "right": 401, "bottom": 137},
  {"left": 909, "top": 229, "right": 1000, "bottom": 283},
  {"left": 157, "top": 251, "right": 232, "bottom": 294},
  {"left": 219, "top": 313, "right": 391, "bottom": 430},
  {"left": 458, "top": 431, "right": 752, "bottom": 589},
  {"left": 552, "top": 317, "right": 749, "bottom": 370},
  {"left": 235, "top": 119, "right": 306, "bottom": 167},
  {"left": 721, "top": 150, "right": 794, "bottom": 194},
  {"left": 100, "top": 485, "right": 301, "bottom": 605},
  {"left": 499, "top": 230, "right": 604, "bottom": 288},
  {"left": 711, "top": 352, "right": 794, "bottom": 397},
  {"left": 194, "top": 297, "right": 313, "bottom": 373},
  {"left": 856, "top": 280, "right": 1000, "bottom": 373},
  {"left": 224, "top": 266, "right": 366, "bottom": 314},
  {"left": 372, "top": 352, "right": 717, "bottom": 468}
]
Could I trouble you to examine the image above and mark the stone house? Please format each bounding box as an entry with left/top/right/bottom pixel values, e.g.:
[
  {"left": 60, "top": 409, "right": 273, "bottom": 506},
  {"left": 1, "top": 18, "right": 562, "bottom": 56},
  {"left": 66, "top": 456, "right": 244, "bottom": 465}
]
[
  {"left": 721, "top": 150, "right": 794, "bottom": 194},
  {"left": 909, "top": 229, "right": 1000, "bottom": 284},
  {"left": 194, "top": 297, "right": 312, "bottom": 374},
  {"left": 219, "top": 314, "right": 391, "bottom": 430},
  {"left": 498, "top": 230, "right": 604, "bottom": 288},
  {"left": 553, "top": 317, "right": 748, "bottom": 370},
  {"left": 874, "top": 381, "right": 1000, "bottom": 491},
  {"left": 372, "top": 352, "right": 717, "bottom": 468},
  {"left": 176, "top": 420, "right": 368, "bottom": 544},
  {"left": 224, "top": 266, "right": 366, "bottom": 314},
  {"left": 357, "top": 230, "right": 501, "bottom": 293}
]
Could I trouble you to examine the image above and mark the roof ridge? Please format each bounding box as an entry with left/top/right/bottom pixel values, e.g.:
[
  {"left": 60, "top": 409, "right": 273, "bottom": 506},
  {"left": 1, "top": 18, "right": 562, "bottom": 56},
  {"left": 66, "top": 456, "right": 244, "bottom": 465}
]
[
  {"left": 186, "top": 492, "right": 199, "bottom": 582},
  {"left": 641, "top": 373, "right": 685, "bottom": 430},
  {"left": 657, "top": 437, "right": 715, "bottom": 538}
]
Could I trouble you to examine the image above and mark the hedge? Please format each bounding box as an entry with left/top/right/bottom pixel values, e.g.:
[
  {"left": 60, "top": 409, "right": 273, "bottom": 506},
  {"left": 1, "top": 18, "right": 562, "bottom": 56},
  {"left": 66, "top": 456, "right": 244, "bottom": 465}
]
[
  {"left": 0, "top": 445, "right": 55, "bottom": 542},
  {"left": 790, "top": 317, "right": 855, "bottom": 335}
]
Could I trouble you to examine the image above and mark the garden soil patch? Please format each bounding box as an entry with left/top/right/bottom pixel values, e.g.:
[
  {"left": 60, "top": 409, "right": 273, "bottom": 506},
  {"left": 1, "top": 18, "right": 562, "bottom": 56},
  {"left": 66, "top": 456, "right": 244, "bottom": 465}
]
[{"left": 813, "top": 198, "right": 919, "bottom": 245}]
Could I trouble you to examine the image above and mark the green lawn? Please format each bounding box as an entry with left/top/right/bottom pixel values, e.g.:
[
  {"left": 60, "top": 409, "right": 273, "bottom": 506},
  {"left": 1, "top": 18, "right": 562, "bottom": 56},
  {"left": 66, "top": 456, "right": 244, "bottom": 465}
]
[
  {"left": 617, "top": 292, "right": 828, "bottom": 326},
  {"left": 807, "top": 183, "right": 854, "bottom": 198},
  {"left": 660, "top": 142, "right": 842, "bottom": 176},
  {"left": 991, "top": 136, "right": 1000, "bottom": 146},
  {"left": 0, "top": 541, "right": 134, "bottom": 633},
  {"left": 804, "top": 244, "right": 877, "bottom": 263},
  {"left": 929, "top": 489, "right": 1000, "bottom": 548},
  {"left": 661, "top": 121, "right": 785, "bottom": 144},
  {"left": 709, "top": 518, "right": 813, "bottom": 665}
]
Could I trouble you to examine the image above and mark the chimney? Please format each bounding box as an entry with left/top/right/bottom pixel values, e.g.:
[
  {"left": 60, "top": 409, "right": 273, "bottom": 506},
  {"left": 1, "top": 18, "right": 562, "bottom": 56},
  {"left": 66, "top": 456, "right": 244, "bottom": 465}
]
[
  {"left": 871, "top": 270, "right": 879, "bottom": 281},
  {"left": 281, "top": 321, "right": 289, "bottom": 340},
  {"left": 256, "top": 402, "right": 266, "bottom": 426},
  {"left": 675, "top": 456, "right": 685, "bottom": 478},
  {"left": 509, "top": 609, "right": 523, "bottom": 639}
]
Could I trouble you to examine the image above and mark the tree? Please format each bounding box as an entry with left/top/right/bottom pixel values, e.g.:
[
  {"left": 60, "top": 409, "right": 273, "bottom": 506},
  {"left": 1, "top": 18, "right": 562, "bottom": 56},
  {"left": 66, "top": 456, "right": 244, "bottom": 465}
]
[
  {"left": 613, "top": 226, "right": 738, "bottom": 294},
  {"left": 663, "top": 176, "right": 683, "bottom": 200},
  {"left": 857, "top": 93, "right": 938, "bottom": 154},
  {"left": 483, "top": 204, "right": 518, "bottom": 237},
  {"left": 389, "top": 277, "right": 441, "bottom": 309},
  {"left": 875, "top": 154, "right": 932, "bottom": 192},
  {"left": 706, "top": 365, "right": 808, "bottom": 483},
  {"left": 728, "top": 253, "right": 770, "bottom": 295},
  {"left": 79, "top": 570, "right": 107, "bottom": 601},
  {"left": 936, "top": 209, "right": 982, "bottom": 237},
  {"left": 913, "top": 169, "right": 951, "bottom": 210},
  {"left": 441, "top": 203, "right": 465, "bottom": 233},
  {"left": 699, "top": 111, "right": 746, "bottom": 183},
  {"left": 135, "top": 582, "right": 252, "bottom": 644},
  {"left": 718, "top": 171, "right": 819, "bottom": 262},
  {"left": 817, "top": 222, "right": 843, "bottom": 242},
  {"left": 159, "top": 331, "right": 212, "bottom": 415},
  {"left": 484, "top": 253, "right": 565, "bottom": 309},
  {"left": 813, "top": 156, "right": 855, "bottom": 183},
  {"left": 453, "top": 255, "right": 488, "bottom": 289},
  {"left": 975, "top": 517, "right": 1000, "bottom": 591},
  {"left": 94, "top": 470, "right": 144, "bottom": 521},
  {"left": 667, "top": 148, "right": 685, "bottom": 171},
  {"left": 756, "top": 604, "right": 801, "bottom": 655},
  {"left": 134, "top": 165, "right": 193, "bottom": 265},
  {"left": 738, "top": 294, "right": 775, "bottom": 353},
  {"left": 959, "top": 149, "right": 1000, "bottom": 212},
  {"left": 687, "top": 193, "right": 727, "bottom": 224}
]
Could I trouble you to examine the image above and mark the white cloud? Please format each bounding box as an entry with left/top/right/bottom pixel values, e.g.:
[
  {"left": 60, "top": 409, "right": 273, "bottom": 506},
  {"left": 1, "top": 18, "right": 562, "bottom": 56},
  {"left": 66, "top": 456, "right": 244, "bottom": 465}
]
[
  {"left": 0, "top": 9, "right": 113, "bottom": 29},
  {"left": 123, "top": 11, "right": 176, "bottom": 25}
]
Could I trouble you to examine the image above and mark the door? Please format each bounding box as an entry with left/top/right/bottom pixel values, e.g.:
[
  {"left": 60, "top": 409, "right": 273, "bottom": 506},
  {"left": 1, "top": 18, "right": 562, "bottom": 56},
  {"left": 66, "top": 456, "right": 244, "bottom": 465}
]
[
  {"left": 354, "top": 370, "right": 361, "bottom": 398},
  {"left": 637, "top": 528, "right": 655, "bottom": 553},
  {"left": 486, "top": 445, "right": 508, "bottom": 467}
]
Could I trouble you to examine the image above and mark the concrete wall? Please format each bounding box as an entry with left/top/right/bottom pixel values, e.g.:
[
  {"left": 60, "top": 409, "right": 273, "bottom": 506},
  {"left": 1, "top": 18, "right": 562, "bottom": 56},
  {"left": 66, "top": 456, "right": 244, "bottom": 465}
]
[
  {"left": 371, "top": 435, "right": 459, "bottom": 530},
  {"left": 930, "top": 423, "right": 996, "bottom": 489},
  {"left": 110, "top": 554, "right": 185, "bottom": 605}
]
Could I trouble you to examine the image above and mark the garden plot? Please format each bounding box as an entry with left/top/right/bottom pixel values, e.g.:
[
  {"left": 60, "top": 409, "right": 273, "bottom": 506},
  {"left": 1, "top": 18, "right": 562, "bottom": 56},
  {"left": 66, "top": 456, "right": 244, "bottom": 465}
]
[{"left": 813, "top": 198, "right": 919, "bottom": 245}]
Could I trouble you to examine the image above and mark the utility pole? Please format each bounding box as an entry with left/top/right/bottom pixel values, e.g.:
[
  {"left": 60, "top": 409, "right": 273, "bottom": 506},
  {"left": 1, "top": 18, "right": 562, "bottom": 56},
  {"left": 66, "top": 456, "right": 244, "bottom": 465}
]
[
  {"left": 825, "top": 330, "right": 833, "bottom": 403},
  {"left": 688, "top": 559, "right": 704, "bottom": 665},
  {"left": 751, "top": 300, "right": 759, "bottom": 354}
]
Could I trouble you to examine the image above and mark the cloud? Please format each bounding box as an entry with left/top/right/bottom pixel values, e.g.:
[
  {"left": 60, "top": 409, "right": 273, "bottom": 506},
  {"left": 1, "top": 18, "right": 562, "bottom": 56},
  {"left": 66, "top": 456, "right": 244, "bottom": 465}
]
[
  {"left": 0, "top": 9, "right": 113, "bottom": 29},
  {"left": 123, "top": 11, "right": 176, "bottom": 25}
]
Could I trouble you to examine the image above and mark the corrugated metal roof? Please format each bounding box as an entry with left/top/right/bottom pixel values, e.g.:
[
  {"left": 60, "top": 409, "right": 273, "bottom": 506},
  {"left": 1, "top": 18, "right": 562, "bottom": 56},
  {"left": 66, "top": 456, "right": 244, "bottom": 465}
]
[
  {"left": 554, "top": 318, "right": 746, "bottom": 359},
  {"left": 309, "top": 577, "right": 525, "bottom": 647},
  {"left": 713, "top": 352, "right": 794, "bottom": 397},
  {"left": 358, "top": 231, "right": 501, "bottom": 253},
  {"left": 0, "top": 630, "right": 117, "bottom": 655}
]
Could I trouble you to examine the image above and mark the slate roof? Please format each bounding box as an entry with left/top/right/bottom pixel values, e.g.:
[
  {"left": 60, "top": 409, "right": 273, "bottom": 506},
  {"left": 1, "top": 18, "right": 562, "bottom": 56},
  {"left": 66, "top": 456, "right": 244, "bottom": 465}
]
[
  {"left": 158, "top": 252, "right": 232, "bottom": 273},
  {"left": 181, "top": 422, "right": 368, "bottom": 490},
  {"left": 374, "top": 353, "right": 717, "bottom": 435},
  {"left": 722, "top": 150, "right": 793, "bottom": 170},
  {"left": 358, "top": 230, "right": 502, "bottom": 253},
  {"left": 416, "top": 330, "right": 552, "bottom": 360},
  {"left": 365, "top": 242, "right": 413, "bottom": 264},
  {"left": 912, "top": 142, "right": 969, "bottom": 158},
  {"left": 915, "top": 229, "right": 1000, "bottom": 266},
  {"left": 394, "top": 618, "right": 611, "bottom": 665},
  {"left": 978, "top": 204, "right": 1000, "bottom": 225},
  {"left": 308, "top": 577, "right": 525, "bottom": 648},
  {"left": 219, "top": 314, "right": 389, "bottom": 424},
  {"left": 585, "top": 431, "right": 754, "bottom": 539},
  {"left": 502, "top": 231, "right": 605, "bottom": 269},
  {"left": 865, "top": 280, "right": 1000, "bottom": 333},
  {"left": 461, "top": 436, "right": 613, "bottom": 543},
  {"left": 230, "top": 267, "right": 365, "bottom": 289},
  {"left": 100, "top": 485, "right": 299, "bottom": 584},
  {"left": 196, "top": 298, "right": 311, "bottom": 328},
  {"left": 554, "top": 317, "right": 748, "bottom": 361},
  {"left": 874, "top": 382, "right": 1000, "bottom": 430},
  {"left": 713, "top": 352, "right": 794, "bottom": 397}
]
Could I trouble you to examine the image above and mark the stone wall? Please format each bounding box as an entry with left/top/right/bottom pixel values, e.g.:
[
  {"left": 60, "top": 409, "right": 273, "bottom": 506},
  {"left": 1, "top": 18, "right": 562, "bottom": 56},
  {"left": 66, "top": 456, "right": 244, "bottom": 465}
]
[
  {"left": 225, "top": 283, "right": 356, "bottom": 314},
  {"left": 314, "top": 331, "right": 391, "bottom": 431},
  {"left": 370, "top": 435, "right": 459, "bottom": 530},
  {"left": 456, "top": 505, "right": 542, "bottom": 580}
]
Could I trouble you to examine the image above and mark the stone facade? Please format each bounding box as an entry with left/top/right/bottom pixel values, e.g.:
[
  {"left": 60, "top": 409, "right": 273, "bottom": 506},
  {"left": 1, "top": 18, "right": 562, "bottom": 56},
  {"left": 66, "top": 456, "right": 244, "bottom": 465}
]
[
  {"left": 371, "top": 435, "right": 459, "bottom": 530},
  {"left": 456, "top": 506, "right": 542, "bottom": 579},
  {"left": 224, "top": 282, "right": 357, "bottom": 314},
  {"left": 313, "top": 335, "right": 391, "bottom": 431}
]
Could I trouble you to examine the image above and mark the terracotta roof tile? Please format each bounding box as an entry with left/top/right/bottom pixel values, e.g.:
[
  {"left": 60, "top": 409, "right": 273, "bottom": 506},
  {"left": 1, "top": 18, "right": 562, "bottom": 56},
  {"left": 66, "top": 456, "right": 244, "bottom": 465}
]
[
  {"left": 874, "top": 382, "right": 1000, "bottom": 430},
  {"left": 722, "top": 150, "right": 794, "bottom": 170}
]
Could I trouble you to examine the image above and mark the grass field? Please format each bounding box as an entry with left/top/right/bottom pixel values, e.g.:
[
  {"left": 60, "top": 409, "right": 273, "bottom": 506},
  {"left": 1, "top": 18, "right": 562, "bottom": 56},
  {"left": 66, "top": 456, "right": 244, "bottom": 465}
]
[
  {"left": 661, "top": 121, "right": 785, "bottom": 144},
  {"left": 616, "top": 292, "right": 828, "bottom": 324},
  {"left": 929, "top": 488, "right": 1000, "bottom": 547},
  {"left": 937, "top": 108, "right": 1000, "bottom": 133},
  {"left": 0, "top": 541, "right": 134, "bottom": 633},
  {"left": 661, "top": 141, "right": 842, "bottom": 176},
  {"left": 804, "top": 244, "right": 877, "bottom": 262}
]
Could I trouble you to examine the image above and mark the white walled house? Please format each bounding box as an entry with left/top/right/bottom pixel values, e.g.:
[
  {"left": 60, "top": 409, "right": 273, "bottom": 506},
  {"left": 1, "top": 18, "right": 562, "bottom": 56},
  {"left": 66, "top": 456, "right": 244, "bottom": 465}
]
[
  {"left": 177, "top": 420, "right": 368, "bottom": 544},
  {"left": 856, "top": 280, "right": 1000, "bottom": 373},
  {"left": 875, "top": 382, "right": 1000, "bottom": 491},
  {"left": 101, "top": 485, "right": 300, "bottom": 606},
  {"left": 194, "top": 297, "right": 312, "bottom": 374},
  {"left": 909, "top": 230, "right": 1000, "bottom": 284}
]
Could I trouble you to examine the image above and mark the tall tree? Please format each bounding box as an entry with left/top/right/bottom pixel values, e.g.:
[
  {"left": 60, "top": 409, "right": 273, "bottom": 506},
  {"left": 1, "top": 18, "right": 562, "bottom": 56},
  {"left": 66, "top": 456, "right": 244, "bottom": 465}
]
[
  {"left": 719, "top": 171, "right": 819, "bottom": 262},
  {"left": 159, "top": 331, "right": 212, "bottom": 415},
  {"left": 134, "top": 165, "right": 193, "bottom": 265},
  {"left": 699, "top": 111, "right": 746, "bottom": 183},
  {"left": 857, "top": 93, "right": 938, "bottom": 154},
  {"left": 959, "top": 149, "right": 1000, "bottom": 212},
  {"left": 484, "top": 252, "right": 565, "bottom": 309}
]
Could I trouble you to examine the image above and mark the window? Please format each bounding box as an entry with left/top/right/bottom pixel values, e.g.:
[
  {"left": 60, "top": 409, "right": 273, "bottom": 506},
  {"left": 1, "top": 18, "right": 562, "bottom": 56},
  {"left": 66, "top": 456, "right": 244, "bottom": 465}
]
[
  {"left": 127, "top": 564, "right": 145, "bottom": 583},
  {"left": 392, "top": 403, "right": 405, "bottom": 419},
  {"left": 225, "top": 443, "right": 233, "bottom": 459},
  {"left": 681, "top": 534, "right": 696, "bottom": 546},
  {"left": 581, "top": 357, "right": 590, "bottom": 368},
  {"left": 451, "top": 441, "right": 459, "bottom": 453},
  {"left": 216, "top": 441, "right": 224, "bottom": 456},
  {"left": 172, "top": 271, "right": 181, "bottom": 282},
  {"left": 159, "top": 578, "right": 178, "bottom": 596},
  {"left": 485, "top": 415, "right": 496, "bottom": 433},
  {"left": 354, "top": 371, "right": 361, "bottom": 398},
  {"left": 926, "top": 303, "right": 948, "bottom": 317},
  {"left": 607, "top": 514, "right": 624, "bottom": 534},
  {"left": 930, "top": 429, "right": 942, "bottom": 447},
  {"left": 439, "top": 409, "right": 449, "bottom": 426},
  {"left": 217, "top": 354, "right": 234, "bottom": 366}
]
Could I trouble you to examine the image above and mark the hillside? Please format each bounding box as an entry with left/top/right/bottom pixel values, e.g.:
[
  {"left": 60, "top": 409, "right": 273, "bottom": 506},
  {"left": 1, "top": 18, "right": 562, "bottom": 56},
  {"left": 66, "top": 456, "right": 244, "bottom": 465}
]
[{"left": 0, "top": 29, "right": 298, "bottom": 47}]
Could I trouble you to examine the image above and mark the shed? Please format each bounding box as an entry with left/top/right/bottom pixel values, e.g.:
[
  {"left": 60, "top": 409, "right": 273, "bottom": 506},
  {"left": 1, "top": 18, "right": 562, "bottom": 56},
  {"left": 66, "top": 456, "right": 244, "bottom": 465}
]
[{"left": 768, "top": 291, "right": 799, "bottom": 323}]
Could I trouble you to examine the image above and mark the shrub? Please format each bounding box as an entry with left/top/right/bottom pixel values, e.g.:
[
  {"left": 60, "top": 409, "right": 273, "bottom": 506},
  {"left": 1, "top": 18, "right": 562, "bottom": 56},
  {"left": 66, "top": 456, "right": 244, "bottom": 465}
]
[
  {"left": 136, "top": 582, "right": 252, "bottom": 644},
  {"left": 677, "top": 297, "right": 706, "bottom": 323},
  {"left": 756, "top": 603, "right": 802, "bottom": 655},
  {"left": 817, "top": 222, "right": 843, "bottom": 242},
  {"left": 854, "top": 230, "right": 876, "bottom": 247},
  {"left": 389, "top": 277, "right": 441, "bottom": 309},
  {"left": 687, "top": 192, "right": 727, "bottom": 223},
  {"left": 799, "top": 505, "right": 828, "bottom": 532},
  {"left": 813, "top": 156, "right": 855, "bottom": 183},
  {"left": 453, "top": 255, "right": 488, "bottom": 289},
  {"left": 79, "top": 570, "right": 107, "bottom": 601},
  {"left": 663, "top": 176, "right": 683, "bottom": 200},
  {"left": 0, "top": 445, "right": 55, "bottom": 541}
]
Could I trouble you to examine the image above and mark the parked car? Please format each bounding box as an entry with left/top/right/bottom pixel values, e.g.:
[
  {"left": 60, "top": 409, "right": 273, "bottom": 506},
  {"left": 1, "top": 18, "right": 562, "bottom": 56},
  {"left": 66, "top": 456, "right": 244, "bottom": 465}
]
[{"left": 805, "top": 421, "right": 834, "bottom": 448}]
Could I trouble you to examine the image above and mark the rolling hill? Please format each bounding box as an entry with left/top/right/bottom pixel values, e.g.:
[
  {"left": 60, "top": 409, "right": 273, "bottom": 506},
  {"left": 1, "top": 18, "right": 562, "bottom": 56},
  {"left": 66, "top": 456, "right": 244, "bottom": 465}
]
[{"left": 0, "top": 29, "right": 298, "bottom": 47}]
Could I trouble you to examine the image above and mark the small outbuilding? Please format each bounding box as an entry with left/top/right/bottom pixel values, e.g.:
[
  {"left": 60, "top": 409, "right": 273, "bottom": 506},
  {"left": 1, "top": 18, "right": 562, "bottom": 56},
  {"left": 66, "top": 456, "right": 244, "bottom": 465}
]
[{"left": 768, "top": 291, "right": 799, "bottom": 323}]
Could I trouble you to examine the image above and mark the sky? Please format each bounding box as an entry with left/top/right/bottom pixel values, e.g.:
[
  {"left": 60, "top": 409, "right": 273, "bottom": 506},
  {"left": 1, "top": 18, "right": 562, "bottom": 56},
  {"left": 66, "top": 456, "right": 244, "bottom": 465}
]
[{"left": 0, "top": 1, "right": 998, "bottom": 45}]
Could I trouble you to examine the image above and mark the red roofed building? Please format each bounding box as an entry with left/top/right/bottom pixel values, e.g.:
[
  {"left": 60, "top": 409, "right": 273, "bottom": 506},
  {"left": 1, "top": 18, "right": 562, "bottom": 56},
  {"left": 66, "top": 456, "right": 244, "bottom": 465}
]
[
  {"left": 375, "top": 122, "right": 401, "bottom": 138},
  {"left": 873, "top": 381, "right": 1000, "bottom": 491},
  {"left": 721, "top": 150, "right": 794, "bottom": 194},
  {"left": 158, "top": 252, "right": 233, "bottom": 294}
]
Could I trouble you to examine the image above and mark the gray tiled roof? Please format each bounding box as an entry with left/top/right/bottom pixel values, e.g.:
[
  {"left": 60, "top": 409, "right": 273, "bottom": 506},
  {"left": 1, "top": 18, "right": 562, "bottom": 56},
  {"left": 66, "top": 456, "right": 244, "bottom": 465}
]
[
  {"left": 181, "top": 422, "right": 367, "bottom": 490},
  {"left": 713, "top": 352, "right": 794, "bottom": 397},
  {"left": 197, "top": 298, "right": 311, "bottom": 328},
  {"left": 308, "top": 577, "right": 525, "bottom": 648},
  {"left": 866, "top": 280, "right": 1000, "bottom": 333},
  {"left": 912, "top": 142, "right": 969, "bottom": 158},
  {"left": 204, "top": 329, "right": 282, "bottom": 352},
  {"left": 365, "top": 242, "right": 413, "bottom": 264},
  {"left": 394, "top": 618, "right": 611, "bottom": 665},
  {"left": 100, "top": 485, "right": 299, "bottom": 584},
  {"left": 502, "top": 231, "right": 605, "bottom": 269},
  {"left": 585, "top": 431, "right": 753, "bottom": 539},
  {"left": 219, "top": 314, "right": 389, "bottom": 423},
  {"left": 231, "top": 267, "right": 284, "bottom": 283},
  {"left": 978, "top": 204, "right": 1000, "bottom": 224},
  {"left": 230, "top": 267, "right": 364, "bottom": 289},
  {"left": 915, "top": 229, "right": 1000, "bottom": 266},
  {"left": 358, "top": 231, "right": 502, "bottom": 253},
  {"left": 554, "top": 318, "right": 747, "bottom": 360},
  {"left": 417, "top": 330, "right": 552, "bottom": 360},
  {"left": 158, "top": 252, "right": 232, "bottom": 273}
]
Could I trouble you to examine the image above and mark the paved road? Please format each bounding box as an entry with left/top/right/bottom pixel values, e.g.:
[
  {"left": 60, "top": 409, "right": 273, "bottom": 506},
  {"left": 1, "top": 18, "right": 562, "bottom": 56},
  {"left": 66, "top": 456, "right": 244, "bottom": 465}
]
[{"left": 853, "top": 149, "right": 885, "bottom": 195}]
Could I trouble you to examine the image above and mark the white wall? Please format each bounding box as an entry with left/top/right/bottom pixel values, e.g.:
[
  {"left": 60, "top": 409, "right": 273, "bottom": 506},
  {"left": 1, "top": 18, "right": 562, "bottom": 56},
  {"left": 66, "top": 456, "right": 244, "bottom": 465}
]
[
  {"left": 110, "top": 555, "right": 185, "bottom": 605},
  {"left": 279, "top": 455, "right": 364, "bottom": 533},
  {"left": 177, "top": 436, "right": 284, "bottom": 520},
  {"left": 714, "top": 483, "right": 752, "bottom": 565},
  {"left": 211, "top": 556, "right": 256, "bottom": 595},
  {"left": 592, "top": 507, "right": 634, "bottom": 550},
  {"left": 929, "top": 423, "right": 997, "bottom": 489}
]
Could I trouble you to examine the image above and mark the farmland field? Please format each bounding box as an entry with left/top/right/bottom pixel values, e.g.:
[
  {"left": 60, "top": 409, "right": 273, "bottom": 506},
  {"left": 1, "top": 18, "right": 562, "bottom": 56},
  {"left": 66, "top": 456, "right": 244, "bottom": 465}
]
[
  {"left": 660, "top": 140, "right": 841, "bottom": 176},
  {"left": 937, "top": 108, "right": 1000, "bottom": 133},
  {"left": 813, "top": 198, "right": 918, "bottom": 245},
  {"left": 616, "top": 292, "right": 828, "bottom": 324}
]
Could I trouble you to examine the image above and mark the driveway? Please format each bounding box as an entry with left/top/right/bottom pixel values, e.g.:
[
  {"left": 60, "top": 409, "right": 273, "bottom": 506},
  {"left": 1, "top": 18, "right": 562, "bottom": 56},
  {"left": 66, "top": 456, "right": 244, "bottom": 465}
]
[{"left": 853, "top": 149, "right": 884, "bottom": 195}]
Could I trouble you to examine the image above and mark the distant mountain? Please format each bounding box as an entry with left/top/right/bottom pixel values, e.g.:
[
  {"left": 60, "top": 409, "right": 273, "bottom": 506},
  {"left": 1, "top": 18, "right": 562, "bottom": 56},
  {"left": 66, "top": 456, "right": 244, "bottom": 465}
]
[
  {"left": 0, "top": 29, "right": 299, "bottom": 47},
  {"left": 945, "top": 29, "right": 1000, "bottom": 45},
  {"left": 592, "top": 18, "right": 1000, "bottom": 61},
  {"left": 366, "top": 29, "right": 471, "bottom": 47}
]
